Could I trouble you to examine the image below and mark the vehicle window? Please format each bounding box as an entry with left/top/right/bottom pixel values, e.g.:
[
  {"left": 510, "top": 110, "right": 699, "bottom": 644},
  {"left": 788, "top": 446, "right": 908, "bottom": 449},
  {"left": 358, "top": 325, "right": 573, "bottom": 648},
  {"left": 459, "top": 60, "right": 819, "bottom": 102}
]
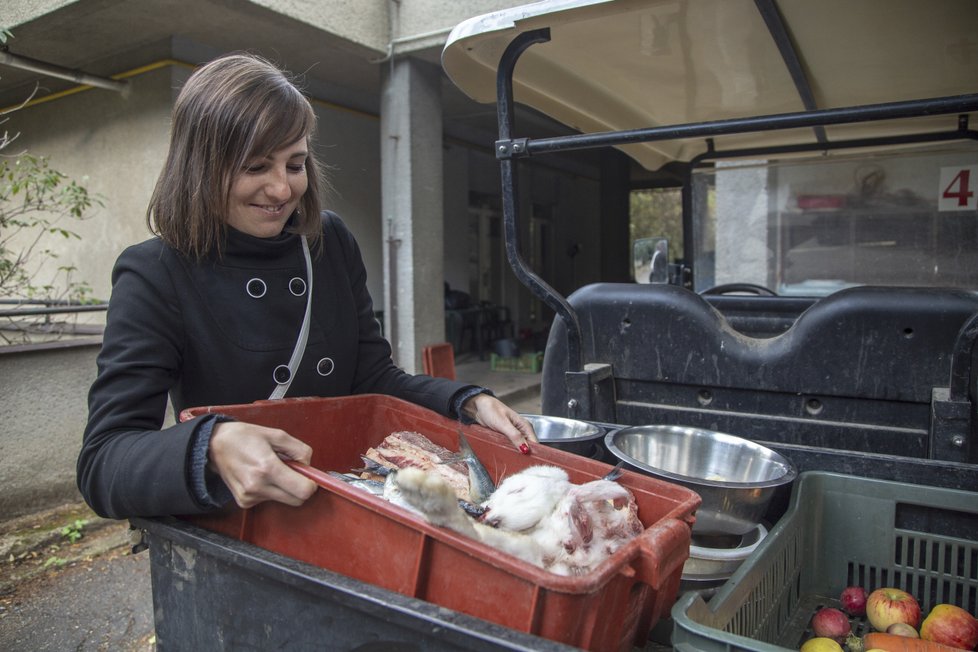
[
  {"left": 690, "top": 145, "right": 978, "bottom": 296},
  {"left": 630, "top": 187, "right": 683, "bottom": 282}
]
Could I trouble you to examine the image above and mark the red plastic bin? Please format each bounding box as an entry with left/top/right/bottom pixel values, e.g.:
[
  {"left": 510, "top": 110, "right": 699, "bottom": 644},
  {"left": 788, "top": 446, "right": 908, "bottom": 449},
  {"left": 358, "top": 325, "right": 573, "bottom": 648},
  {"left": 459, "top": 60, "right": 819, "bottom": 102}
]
[{"left": 180, "top": 394, "right": 700, "bottom": 652}]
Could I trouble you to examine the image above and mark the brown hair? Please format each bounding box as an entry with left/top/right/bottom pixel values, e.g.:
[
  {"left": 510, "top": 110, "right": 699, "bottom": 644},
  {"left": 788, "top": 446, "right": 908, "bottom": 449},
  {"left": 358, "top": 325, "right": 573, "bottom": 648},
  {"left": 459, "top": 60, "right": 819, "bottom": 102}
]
[{"left": 148, "top": 53, "right": 325, "bottom": 257}]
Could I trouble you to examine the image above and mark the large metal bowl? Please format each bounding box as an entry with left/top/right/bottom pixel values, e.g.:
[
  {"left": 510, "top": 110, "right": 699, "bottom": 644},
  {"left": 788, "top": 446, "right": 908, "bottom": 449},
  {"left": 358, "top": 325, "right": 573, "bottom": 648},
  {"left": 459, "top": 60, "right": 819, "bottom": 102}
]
[
  {"left": 521, "top": 414, "right": 606, "bottom": 457},
  {"left": 605, "top": 425, "right": 797, "bottom": 535}
]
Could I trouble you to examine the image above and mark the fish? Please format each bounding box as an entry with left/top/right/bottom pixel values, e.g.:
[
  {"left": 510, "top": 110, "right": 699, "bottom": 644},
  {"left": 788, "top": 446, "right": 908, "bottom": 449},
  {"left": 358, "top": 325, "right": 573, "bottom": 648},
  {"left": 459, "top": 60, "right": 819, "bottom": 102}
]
[
  {"left": 438, "top": 430, "right": 496, "bottom": 505},
  {"left": 328, "top": 471, "right": 385, "bottom": 497},
  {"left": 351, "top": 456, "right": 395, "bottom": 479},
  {"left": 602, "top": 460, "right": 626, "bottom": 482}
]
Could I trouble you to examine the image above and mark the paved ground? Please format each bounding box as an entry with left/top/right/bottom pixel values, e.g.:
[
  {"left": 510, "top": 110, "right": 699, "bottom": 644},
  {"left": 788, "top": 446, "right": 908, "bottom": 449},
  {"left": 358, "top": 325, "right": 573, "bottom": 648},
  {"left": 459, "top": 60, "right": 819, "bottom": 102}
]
[
  {"left": 0, "top": 354, "right": 543, "bottom": 651},
  {"left": 0, "top": 503, "right": 154, "bottom": 651}
]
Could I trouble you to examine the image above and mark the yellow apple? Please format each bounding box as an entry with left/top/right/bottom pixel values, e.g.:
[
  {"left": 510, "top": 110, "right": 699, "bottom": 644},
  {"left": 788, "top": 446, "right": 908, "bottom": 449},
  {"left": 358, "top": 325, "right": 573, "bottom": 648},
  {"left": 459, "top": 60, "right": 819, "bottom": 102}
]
[{"left": 866, "top": 588, "right": 922, "bottom": 631}]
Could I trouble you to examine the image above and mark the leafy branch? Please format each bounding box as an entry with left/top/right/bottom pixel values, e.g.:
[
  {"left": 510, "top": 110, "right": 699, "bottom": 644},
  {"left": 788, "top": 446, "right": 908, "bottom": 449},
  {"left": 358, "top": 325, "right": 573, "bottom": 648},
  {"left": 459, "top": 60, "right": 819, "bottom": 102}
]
[
  {"left": 0, "top": 67, "right": 104, "bottom": 343},
  {"left": 0, "top": 153, "right": 100, "bottom": 300}
]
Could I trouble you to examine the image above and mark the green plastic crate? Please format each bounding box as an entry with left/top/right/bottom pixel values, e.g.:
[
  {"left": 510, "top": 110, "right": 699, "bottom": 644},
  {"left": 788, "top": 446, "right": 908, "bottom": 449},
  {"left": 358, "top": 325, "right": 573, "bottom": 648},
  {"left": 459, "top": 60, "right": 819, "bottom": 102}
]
[
  {"left": 671, "top": 471, "right": 978, "bottom": 651},
  {"left": 490, "top": 351, "right": 543, "bottom": 373}
]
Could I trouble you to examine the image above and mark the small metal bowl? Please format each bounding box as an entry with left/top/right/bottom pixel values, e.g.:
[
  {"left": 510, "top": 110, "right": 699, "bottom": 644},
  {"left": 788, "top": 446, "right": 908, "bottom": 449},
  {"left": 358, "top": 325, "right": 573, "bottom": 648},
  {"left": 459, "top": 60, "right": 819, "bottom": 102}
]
[
  {"left": 521, "top": 414, "right": 605, "bottom": 457},
  {"left": 605, "top": 425, "right": 797, "bottom": 536},
  {"left": 682, "top": 523, "right": 768, "bottom": 578}
]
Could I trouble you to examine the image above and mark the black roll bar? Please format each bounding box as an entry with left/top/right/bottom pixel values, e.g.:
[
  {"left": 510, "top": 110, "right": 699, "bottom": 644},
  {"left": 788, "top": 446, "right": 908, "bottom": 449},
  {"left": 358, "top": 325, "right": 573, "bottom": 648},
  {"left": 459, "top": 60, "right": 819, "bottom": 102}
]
[
  {"left": 495, "top": 28, "right": 585, "bottom": 373},
  {"left": 496, "top": 93, "right": 978, "bottom": 160}
]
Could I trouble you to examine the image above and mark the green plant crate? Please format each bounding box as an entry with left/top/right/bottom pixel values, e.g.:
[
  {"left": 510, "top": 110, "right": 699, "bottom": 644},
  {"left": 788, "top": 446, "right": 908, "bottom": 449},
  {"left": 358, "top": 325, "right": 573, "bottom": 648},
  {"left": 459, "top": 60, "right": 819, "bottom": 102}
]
[
  {"left": 671, "top": 471, "right": 978, "bottom": 652},
  {"left": 490, "top": 352, "right": 543, "bottom": 373}
]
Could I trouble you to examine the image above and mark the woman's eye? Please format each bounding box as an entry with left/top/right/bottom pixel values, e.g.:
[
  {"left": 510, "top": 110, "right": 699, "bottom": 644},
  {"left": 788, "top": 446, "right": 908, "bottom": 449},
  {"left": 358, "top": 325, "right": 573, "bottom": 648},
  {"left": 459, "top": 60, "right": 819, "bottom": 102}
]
[
  {"left": 287, "top": 163, "right": 306, "bottom": 173},
  {"left": 245, "top": 164, "right": 265, "bottom": 173}
]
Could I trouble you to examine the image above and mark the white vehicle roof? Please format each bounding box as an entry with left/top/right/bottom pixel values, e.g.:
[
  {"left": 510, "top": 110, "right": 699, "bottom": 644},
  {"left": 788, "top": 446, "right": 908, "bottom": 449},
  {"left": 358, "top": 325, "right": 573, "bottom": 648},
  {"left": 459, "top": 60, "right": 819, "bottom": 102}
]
[{"left": 443, "top": 0, "right": 978, "bottom": 171}]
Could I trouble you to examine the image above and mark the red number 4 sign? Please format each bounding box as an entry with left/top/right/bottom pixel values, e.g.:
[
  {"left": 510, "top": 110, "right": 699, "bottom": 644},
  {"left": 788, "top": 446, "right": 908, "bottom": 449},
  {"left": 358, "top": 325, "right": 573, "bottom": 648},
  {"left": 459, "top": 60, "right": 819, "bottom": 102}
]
[{"left": 939, "top": 166, "right": 978, "bottom": 211}]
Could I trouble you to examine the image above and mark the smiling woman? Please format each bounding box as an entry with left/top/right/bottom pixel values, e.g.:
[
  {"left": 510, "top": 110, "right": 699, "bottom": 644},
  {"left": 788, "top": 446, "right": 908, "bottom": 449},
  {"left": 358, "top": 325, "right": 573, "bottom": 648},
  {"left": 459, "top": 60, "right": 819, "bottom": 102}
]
[
  {"left": 227, "top": 141, "right": 309, "bottom": 238},
  {"left": 76, "top": 53, "right": 537, "bottom": 520}
]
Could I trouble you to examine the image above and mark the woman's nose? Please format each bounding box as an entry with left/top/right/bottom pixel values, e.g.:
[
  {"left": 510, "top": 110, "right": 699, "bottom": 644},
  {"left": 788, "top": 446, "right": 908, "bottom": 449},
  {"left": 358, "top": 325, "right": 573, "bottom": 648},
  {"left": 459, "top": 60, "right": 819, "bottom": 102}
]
[{"left": 264, "top": 167, "right": 291, "bottom": 201}]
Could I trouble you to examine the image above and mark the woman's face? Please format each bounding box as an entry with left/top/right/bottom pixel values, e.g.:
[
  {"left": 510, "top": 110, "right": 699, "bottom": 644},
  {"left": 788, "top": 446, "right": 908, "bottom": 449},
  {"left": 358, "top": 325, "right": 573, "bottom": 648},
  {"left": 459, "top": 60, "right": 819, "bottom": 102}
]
[{"left": 227, "top": 138, "right": 309, "bottom": 238}]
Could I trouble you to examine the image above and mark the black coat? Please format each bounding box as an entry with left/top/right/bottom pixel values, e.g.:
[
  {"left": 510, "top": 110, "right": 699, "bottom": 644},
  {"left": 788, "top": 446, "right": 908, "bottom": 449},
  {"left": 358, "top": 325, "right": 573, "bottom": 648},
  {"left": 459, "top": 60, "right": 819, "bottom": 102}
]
[{"left": 78, "top": 212, "right": 469, "bottom": 518}]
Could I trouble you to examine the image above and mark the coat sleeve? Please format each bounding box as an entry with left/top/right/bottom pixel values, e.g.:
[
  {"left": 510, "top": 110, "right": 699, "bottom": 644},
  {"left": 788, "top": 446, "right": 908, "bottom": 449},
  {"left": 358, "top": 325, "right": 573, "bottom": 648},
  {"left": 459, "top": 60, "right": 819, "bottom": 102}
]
[
  {"left": 77, "top": 243, "right": 217, "bottom": 519},
  {"left": 323, "top": 213, "right": 476, "bottom": 415}
]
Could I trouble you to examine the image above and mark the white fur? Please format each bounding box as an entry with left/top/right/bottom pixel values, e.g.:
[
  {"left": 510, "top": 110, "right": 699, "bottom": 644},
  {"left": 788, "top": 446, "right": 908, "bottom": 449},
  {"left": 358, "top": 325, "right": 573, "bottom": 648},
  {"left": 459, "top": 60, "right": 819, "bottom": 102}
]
[
  {"left": 395, "top": 465, "right": 643, "bottom": 576},
  {"left": 481, "top": 465, "right": 571, "bottom": 531}
]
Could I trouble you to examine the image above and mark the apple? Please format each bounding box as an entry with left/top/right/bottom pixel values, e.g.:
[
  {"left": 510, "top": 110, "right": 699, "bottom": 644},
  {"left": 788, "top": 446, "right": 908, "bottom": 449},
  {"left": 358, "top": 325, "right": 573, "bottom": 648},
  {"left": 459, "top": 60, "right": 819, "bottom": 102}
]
[
  {"left": 866, "top": 588, "right": 922, "bottom": 631},
  {"left": 811, "top": 607, "right": 852, "bottom": 643},
  {"left": 920, "top": 604, "right": 978, "bottom": 650},
  {"left": 800, "top": 637, "right": 843, "bottom": 652},
  {"left": 841, "top": 586, "right": 868, "bottom": 616},
  {"left": 886, "top": 622, "right": 919, "bottom": 638}
]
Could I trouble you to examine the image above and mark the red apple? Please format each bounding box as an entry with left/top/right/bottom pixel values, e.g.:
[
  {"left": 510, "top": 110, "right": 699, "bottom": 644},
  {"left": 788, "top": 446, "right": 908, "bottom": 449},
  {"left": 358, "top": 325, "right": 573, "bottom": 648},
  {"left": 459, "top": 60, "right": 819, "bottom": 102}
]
[
  {"left": 920, "top": 604, "right": 978, "bottom": 650},
  {"left": 840, "top": 586, "right": 868, "bottom": 616},
  {"left": 811, "top": 607, "right": 852, "bottom": 643},
  {"left": 866, "top": 588, "right": 922, "bottom": 632}
]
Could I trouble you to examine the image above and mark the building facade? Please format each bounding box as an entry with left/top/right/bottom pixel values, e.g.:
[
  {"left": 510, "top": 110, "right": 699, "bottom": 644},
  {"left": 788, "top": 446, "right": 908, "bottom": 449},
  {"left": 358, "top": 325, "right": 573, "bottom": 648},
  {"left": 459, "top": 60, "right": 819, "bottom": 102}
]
[{"left": 2, "top": 0, "right": 630, "bottom": 371}]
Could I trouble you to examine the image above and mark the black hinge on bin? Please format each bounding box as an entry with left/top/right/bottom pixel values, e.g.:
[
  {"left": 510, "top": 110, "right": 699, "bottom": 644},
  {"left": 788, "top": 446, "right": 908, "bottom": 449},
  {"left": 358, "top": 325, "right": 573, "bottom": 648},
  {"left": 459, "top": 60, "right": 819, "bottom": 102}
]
[
  {"left": 930, "top": 387, "right": 972, "bottom": 463},
  {"left": 564, "top": 364, "right": 616, "bottom": 423}
]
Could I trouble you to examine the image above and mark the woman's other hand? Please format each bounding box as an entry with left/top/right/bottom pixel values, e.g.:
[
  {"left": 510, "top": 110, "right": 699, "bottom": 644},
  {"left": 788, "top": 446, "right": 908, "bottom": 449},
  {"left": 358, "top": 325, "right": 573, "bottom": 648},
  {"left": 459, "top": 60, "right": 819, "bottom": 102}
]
[
  {"left": 208, "top": 421, "right": 318, "bottom": 508},
  {"left": 461, "top": 393, "right": 538, "bottom": 454}
]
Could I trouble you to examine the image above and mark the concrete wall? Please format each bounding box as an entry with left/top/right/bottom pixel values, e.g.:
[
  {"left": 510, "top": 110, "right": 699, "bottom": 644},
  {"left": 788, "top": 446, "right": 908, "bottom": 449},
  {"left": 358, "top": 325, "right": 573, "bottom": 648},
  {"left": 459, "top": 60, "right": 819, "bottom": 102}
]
[
  {"left": 5, "top": 64, "right": 178, "bottom": 304},
  {"left": 313, "top": 99, "right": 384, "bottom": 303},
  {"left": 4, "top": 0, "right": 76, "bottom": 26},
  {"left": 0, "top": 342, "right": 98, "bottom": 519},
  {"left": 249, "top": 0, "right": 531, "bottom": 52},
  {"left": 443, "top": 142, "right": 473, "bottom": 293},
  {"left": 6, "top": 60, "right": 387, "bottom": 306},
  {"left": 250, "top": 0, "right": 391, "bottom": 51}
]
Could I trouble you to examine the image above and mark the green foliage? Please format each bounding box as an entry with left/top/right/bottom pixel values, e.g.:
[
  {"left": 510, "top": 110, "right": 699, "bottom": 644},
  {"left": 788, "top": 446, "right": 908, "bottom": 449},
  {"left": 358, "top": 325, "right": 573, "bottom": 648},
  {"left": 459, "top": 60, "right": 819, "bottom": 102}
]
[
  {"left": 630, "top": 188, "right": 684, "bottom": 261},
  {"left": 0, "top": 27, "right": 13, "bottom": 45},
  {"left": 0, "top": 152, "right": 102, "bottom": 300},
  {"left": 60, "top": 519, "right": 87, "bottom": 544}
]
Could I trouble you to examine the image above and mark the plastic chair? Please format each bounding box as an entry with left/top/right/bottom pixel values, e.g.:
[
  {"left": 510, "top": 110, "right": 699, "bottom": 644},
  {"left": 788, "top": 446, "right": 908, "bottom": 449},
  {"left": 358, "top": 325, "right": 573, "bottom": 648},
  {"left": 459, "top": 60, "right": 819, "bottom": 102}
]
[{"left": 422, "top": 342, "right": 456, "bottom": 380}]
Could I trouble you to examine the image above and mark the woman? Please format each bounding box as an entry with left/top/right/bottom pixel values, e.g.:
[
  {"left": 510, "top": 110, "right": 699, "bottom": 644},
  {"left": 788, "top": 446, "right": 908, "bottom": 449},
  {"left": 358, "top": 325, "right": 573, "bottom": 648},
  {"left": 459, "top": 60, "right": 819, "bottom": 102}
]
[{"left": 78, "top": 53, "right": 536, "bottom": 520}]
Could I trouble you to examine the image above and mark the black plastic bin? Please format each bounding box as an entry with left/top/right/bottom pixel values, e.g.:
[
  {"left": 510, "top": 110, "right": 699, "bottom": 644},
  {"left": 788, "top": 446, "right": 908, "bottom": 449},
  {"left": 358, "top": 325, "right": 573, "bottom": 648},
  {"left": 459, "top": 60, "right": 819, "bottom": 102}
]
[{"left": 133, "top": 515, "right": 581, "bottom": 652}]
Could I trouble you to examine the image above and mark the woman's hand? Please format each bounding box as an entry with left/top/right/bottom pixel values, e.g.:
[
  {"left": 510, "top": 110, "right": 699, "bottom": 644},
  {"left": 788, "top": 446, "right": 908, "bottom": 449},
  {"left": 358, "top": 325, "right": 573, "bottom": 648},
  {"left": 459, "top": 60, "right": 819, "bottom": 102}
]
[
  {"left": 461, "top": 393, "right": 538, "bottom": 453},
  {"left": 208, "top": 421, "right": 318, "bottom": 509}
]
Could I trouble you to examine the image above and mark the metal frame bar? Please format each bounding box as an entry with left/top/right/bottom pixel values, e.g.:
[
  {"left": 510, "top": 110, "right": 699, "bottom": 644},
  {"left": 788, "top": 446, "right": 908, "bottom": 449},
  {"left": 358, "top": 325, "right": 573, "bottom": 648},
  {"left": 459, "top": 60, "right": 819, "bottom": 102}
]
[
  {"left": 0, "top": 304, "right": 107, "bottom": 318},
  {"left": 496, "top": 28, "right": 585, "bottom": 372},
  {"left": 496, "top": 93, "right": 978, "bottom": 160},
  {"left": 0, "top": 49, "right": 130, "bottom": 96},
  {"left": 753, "top": 0, "right": 826, "bottom": 143}
]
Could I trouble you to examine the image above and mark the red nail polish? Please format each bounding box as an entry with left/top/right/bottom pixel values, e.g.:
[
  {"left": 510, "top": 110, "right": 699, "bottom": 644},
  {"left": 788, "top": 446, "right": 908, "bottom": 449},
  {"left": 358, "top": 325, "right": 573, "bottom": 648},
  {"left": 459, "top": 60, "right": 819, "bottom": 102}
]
[{"left": 519, "top": 443, "right": 530, "bottom": 455}]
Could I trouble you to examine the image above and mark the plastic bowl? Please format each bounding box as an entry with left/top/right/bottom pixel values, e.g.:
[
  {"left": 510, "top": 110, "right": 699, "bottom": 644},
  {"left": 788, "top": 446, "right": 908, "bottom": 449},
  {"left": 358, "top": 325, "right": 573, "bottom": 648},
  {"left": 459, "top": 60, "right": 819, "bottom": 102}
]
[
  {"left": 521, "top": 414, "right": 606, "bottom": 456},
  {"left": 605, "top": 425, "right": 796, "bottom": 535}
]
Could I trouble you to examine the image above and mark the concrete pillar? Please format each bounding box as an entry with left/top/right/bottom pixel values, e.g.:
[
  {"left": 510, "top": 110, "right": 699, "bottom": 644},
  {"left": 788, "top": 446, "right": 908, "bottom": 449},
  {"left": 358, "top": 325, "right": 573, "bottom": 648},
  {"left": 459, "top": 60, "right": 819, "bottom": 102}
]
[{"left": 380, "top": 58, "right": 444, "bottom": 373}]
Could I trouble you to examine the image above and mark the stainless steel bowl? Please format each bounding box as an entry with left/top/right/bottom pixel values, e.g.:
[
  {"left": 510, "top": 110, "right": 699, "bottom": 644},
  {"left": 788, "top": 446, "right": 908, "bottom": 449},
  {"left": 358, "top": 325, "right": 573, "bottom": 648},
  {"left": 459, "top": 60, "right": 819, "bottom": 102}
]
[
  {"left": 605, "top": 425, "right": 797, "bottom": 535},
  {"left": 521, "top": 414, "right": 605, "bottom": 456},
  {"left": 682, "top": 523, "right": 768, "bottom": 578}
]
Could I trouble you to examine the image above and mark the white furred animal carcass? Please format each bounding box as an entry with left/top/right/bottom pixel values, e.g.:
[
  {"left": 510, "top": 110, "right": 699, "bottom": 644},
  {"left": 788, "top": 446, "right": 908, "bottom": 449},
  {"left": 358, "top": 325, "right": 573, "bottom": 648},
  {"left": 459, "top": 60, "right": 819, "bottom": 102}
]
[{"left": 395, "top": 464, "right": 644, "bottom": 576}]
